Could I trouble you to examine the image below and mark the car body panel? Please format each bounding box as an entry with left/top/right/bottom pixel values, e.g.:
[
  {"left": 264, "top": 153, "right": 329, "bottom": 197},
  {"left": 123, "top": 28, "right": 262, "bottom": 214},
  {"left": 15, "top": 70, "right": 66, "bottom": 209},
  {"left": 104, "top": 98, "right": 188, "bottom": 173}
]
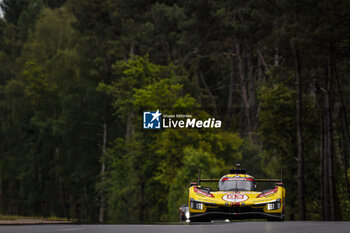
[{"left": 187, "top": 173, "right": 286, "bottom": 221}]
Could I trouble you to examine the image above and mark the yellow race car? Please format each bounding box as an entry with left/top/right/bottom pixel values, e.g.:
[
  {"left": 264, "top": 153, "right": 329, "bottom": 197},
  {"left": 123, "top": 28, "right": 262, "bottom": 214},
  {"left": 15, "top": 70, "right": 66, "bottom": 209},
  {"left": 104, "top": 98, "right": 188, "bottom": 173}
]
[{"left": 186, "top": 165, "right": 285, "bottom": 222}]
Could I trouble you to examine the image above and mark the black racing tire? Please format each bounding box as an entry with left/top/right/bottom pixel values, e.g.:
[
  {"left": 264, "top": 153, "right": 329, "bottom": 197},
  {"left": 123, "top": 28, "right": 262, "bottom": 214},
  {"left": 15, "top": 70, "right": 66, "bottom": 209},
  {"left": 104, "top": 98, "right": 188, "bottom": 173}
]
[
  {"left": 190, "top": 218, "right": 211, "bottom": 222},
  {"left": 267, "top": 211, "right": 285, "bottom": 222},
  {"left": 267, "top": 216, "right": 283, "bottom": 222},
  {"left": 189, "top": 214, "right": 210, "bottom": 222},
  {"left": 179, "top": 214, "right": 186, "bottom": 222},
  {"left": 268, "top": 203, "right": 286, "bottom": 222},
  {"left": 281, "top": 207, "right": 286, "bottom": 221}
]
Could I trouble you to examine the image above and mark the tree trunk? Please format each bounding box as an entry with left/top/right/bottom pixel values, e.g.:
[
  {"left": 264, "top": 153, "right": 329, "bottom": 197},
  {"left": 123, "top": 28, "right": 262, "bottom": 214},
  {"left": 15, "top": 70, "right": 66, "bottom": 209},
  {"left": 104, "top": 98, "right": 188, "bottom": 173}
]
[
  {"left": 257, "top": 50, "right": 269, "bottom": 72},
  {"left": 326, "top": 54, "right": 336, "bottom": 221},
  {"left": 340, "top": 129, "right": 350, "bottom": 200},
  {"left": 197, "top": 67, "right": 218, "bottom": 117},
  {"left": 138, "top": 181, "right": 145, "bottom": 222},
  {"left": 274, "top": 18, "right": 279, "bottom": 66},
  {"left": 55, "top": 147, "right": 68, "bottom": 218},
  {"left": 320, "top": 114, "right": 325, "bottom": 220},
  {"left": 235, "top": 40, "right": 251, "bottom": 137},
  {"left": 274, "top": 47, "right": 279, "bottom": 66},
  {"left": 333, "top": 61, "right": 350, "bottom": 200},
  {"left": 130, "top": 42, "right": 135, "bottom": 55},
  {"left": 99, "top": 122, "right": 107, "bottom": 223},
  {"left": 126, "top": 112, "right": 134, "bottom": 141},
  {"left": 323, "top": 110, "right": 330, "bottom": 220},
  {"left": 0, "top": 169, "right": 2, "bottom": 212},
  {"left": 227, "top": 48, "right": 235, "bottom": 117},
  {"left": 321, "top": 52, "right": 340, "bottom": 221},
  {"left": 247, "top": 47, "right": 257, "bottom": 136},
  {"left": 257, "top": 55, "right": 264, "bottom": 83},
  {"left": 295, "top": 51, "right": 305, "bottom": 220}
]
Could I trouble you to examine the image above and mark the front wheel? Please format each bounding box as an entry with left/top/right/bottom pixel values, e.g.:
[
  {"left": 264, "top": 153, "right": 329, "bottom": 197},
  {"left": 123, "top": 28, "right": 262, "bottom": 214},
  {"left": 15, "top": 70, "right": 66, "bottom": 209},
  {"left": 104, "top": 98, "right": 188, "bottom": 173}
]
[
  {"left": 267, "top": 210, "right": 285, "bottom": 222},
  {"left": 190, "top": 217, "right": 211, "bottom": 222},
  {"left": 189, "top": 213, "right": 211, "bottom": 222}
]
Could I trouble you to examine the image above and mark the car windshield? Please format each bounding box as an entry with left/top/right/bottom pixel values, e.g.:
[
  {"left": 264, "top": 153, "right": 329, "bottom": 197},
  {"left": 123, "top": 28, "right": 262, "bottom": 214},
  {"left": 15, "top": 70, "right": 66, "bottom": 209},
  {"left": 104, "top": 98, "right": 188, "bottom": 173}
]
[{"left": 219, "top": 178, "right": 255, "bottom": 191}]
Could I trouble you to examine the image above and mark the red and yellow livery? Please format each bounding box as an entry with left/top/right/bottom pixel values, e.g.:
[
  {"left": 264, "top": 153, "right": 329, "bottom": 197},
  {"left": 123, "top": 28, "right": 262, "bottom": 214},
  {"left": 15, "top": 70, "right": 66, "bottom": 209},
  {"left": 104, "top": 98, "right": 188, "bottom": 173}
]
[{"left": 186, "top": 167, "right": 286, "bottom": 222}]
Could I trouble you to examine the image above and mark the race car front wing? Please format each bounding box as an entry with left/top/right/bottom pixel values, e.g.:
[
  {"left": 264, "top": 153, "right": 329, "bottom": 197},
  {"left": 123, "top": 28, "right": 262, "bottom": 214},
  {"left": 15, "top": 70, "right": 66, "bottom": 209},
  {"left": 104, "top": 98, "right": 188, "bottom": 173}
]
[{"left": 189, "top": 202, "right": 284, "bottom": 221}]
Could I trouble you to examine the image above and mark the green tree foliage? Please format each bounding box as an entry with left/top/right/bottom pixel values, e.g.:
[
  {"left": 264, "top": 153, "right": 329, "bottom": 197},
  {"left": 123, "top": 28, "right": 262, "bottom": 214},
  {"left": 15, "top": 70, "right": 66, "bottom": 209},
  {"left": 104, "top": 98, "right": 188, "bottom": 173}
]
[
  {"left": 258, "top": 71, "right": 320, "bottom": 220},
  {"left": 99, "top": 56, "right": 243, "bottom": 221},
  {"left": 168, "top": 146, "right": 223, "bottom": 221}
]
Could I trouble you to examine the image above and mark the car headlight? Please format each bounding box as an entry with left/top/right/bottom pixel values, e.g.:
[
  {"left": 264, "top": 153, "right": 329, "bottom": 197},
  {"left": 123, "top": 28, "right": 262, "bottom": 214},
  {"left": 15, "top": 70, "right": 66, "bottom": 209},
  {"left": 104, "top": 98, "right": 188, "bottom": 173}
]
[
  {"left": 267, "top": 199, "right": 281, "bottom": 210},
  {"left": 190, "top": 201, "right": 204, "bottom": 210}
]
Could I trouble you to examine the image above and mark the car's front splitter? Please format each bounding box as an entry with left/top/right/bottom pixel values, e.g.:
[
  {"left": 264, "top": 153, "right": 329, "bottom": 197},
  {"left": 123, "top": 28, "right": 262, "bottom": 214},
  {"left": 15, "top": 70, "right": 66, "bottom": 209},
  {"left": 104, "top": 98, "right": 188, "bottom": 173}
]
[{"left": 189, "top": 211, "right": 283, "bottom": 221}]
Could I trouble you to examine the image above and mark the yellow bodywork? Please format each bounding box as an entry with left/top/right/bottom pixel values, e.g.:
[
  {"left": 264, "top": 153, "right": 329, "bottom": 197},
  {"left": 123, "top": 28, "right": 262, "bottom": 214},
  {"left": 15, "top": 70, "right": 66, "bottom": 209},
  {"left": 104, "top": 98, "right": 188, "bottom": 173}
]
[{"left": 188, "top": 173, "right": 286, "bottom": 217}]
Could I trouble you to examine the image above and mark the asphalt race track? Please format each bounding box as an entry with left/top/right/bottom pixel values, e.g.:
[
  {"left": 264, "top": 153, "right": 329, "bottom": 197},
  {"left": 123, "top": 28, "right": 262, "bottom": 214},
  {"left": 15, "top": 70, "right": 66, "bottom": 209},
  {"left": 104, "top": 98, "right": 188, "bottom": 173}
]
[{"left": 0, "top": 222, "right": 349, "bottom": 233}]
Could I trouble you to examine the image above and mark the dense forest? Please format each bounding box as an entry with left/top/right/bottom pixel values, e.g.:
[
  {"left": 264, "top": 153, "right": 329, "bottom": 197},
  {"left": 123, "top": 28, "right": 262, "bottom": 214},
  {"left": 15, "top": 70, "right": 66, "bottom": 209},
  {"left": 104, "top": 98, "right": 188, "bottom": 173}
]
[{"left": 0, "top": 0, "right": 350, "bottom": 223}]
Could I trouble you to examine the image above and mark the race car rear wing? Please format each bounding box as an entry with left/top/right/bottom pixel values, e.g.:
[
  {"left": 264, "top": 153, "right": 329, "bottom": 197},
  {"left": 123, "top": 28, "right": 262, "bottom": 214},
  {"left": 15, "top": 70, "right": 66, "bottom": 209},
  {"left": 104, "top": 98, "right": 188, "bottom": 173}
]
[
  {"left": 193, "top": 178, "right": 282, "bottom": 184},
  {"left": 192, "top": 169, "right": 284, "bottom": 186}
]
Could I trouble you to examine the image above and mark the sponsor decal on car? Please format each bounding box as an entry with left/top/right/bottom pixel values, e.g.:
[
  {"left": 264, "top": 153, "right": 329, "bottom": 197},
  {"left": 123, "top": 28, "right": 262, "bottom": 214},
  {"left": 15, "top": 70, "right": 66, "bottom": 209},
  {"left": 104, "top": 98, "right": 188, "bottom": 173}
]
[
  {"left": 256, "top": 187, "right": 278, "bottom": 198},
  {"left": 222, "top": 193, "right": 249, "bottom": 203},
  {"left": 194, "top": 187, "right": 214, "bottom": 198},
  {"left": 221, "top": 177, "right": 255, "bottom": 182}
]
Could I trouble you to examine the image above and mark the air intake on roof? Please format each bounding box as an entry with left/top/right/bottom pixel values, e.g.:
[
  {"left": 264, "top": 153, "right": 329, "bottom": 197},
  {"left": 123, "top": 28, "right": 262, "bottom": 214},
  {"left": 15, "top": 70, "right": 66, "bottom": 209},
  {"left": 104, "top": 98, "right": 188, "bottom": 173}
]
[{"left": 230, "top": 163, "right": 247, "bottom": 174}]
